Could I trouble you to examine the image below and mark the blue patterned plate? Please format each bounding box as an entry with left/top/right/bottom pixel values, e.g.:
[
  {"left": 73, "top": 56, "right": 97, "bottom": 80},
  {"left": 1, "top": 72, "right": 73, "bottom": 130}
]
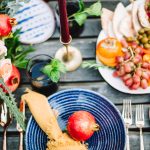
[
  {"left": 13, "top": 0, "right": 55, "bottom": 44},
  {"left": 25, "top": 89, "right": 126, "bottom": 150}
]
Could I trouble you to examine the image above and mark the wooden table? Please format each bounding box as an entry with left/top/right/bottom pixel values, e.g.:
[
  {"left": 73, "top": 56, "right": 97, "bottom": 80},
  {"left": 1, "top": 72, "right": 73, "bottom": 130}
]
[{"left": 0, "top": 0, "right": 150, "bottom": 149}]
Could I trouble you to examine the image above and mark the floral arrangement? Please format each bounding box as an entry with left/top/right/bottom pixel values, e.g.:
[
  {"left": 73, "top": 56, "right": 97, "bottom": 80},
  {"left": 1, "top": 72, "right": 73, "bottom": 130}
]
[{"left": 0, "top": 0, "right": 31, "bottom": 130}]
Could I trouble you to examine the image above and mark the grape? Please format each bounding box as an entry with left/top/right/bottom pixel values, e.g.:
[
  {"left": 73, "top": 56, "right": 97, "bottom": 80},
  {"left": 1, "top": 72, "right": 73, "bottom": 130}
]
[
  {"left": 135, "top": 68, "right": 142, "bottom": 77},
  {"left": 134, "top": 47, "right": 143, "bottom": 54},
  {"left": 141, "top": 79, "right": 148, "bottom": 89},
  {"left": 124, "top": 52, "right": 131, "bottom": 60},
  {"left": 122, "top": 74, "right": 132, "bottom": 81},
  {"left": 116, "top": 56, "right": 124, "bottom": 63},
  {"left": 133, "top": 54, "right": 142, "bottom": 64},
  {"left": 118, "top": 66, "right": 125, "bottom": 76},
  {"left": 125, "top": 78, "right": 133, "bottom": 87},
  {"left": 130, "top": 82, "right": 140, "bottom": 90},
  {"left": 142, "top": 71, "right": 149, "bottom": 80},
  {"left": 124, "top": 63, "right": 132, "bottom": 73},
  {"left": 133, "top": 74, "right": 141, "bottom": 83},
  {"left": 142, "top": 62, "right": 149, "bottom": 69}
]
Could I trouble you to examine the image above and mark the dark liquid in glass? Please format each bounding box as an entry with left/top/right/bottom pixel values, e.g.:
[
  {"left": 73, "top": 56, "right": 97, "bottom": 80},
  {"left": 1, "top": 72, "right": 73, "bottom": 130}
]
[{"left": 29, "top": 62, "right": 58, "bottom": 97}]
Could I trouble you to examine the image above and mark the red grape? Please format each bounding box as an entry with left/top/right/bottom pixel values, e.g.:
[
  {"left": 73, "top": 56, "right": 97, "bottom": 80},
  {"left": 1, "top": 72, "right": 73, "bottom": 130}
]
[
  {"left": 125, "top": 78, "right": 133, "bottom": 87},
  {"left": 142, "top": 62, "right": 149, "bottom": 69},
  {"left": 135, "top": 68, "right": 142, "bottom": 77},
  {"left": 133, "top": 74, "right": 141, "bottom": 83},
  {"left": 124, "top": 63, "right": 132, "bottom": 73},
  {"left": 141, "top": 79, "right": 148, "bottom": 89},
  {"left": 116, "top": 56, "right": 124, "bottom": 63},
  {"left": 122, "top": 74, "right": 132, "bottom": 81},
  {"left": 130, "top": 82, "right": 140, "bottom": 90},
  {"left": 142, "top": 71, "right": 149, "bottom": 80}
]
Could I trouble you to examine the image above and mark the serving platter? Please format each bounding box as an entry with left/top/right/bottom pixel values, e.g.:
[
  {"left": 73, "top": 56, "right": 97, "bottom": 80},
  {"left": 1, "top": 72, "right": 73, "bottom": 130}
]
[
  {"left": 25, "top": 89, "right": 126, "bottom": 150},
  {"left": 96, "top": 0, "right": 150, "bottom": 94}
]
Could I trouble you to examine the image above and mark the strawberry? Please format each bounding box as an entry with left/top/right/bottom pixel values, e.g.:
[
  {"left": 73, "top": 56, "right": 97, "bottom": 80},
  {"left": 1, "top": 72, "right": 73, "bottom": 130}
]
[{"left": 67, "top": 111, "right": 99, "bottom": 141}]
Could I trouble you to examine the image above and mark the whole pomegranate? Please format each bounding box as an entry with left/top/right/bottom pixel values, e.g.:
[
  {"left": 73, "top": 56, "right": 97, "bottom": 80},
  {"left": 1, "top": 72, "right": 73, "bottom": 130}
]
[
  {"left": 0, "top": 14, "right": 16, "bottom": 37},
  {"left": 0, "top": 65, "right": 20, "bottom": 92},
  {"left": 67, "top": 111, "right": 99, "bottom": 141},
  {"left": 5, "top": 65, "right": 20, "bottom": 92}
]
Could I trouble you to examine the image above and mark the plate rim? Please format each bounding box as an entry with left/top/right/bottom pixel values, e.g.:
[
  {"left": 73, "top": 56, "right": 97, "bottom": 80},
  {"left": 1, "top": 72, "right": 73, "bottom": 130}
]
[{"left": 25, "top": 88, "right": 126, "bottom": 150}]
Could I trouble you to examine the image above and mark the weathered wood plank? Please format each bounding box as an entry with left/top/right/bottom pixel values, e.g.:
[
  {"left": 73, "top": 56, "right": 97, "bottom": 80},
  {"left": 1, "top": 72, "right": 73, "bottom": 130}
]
[
  {"left": 14, "top": 83, "right": 150, "bottom": 104},
  {"left": 29, "top": 38, "right": 97, "bottom": 59},
  {"left": 0, "top": 132, "right": 150, "bottom": 150},
  {"left": 20, "top": 67, "right": 103, "bottom": 83}
]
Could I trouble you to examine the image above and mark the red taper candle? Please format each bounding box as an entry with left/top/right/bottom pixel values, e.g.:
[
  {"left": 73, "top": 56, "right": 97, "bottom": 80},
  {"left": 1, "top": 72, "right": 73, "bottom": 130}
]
[{"left": 58, "top": 0, "right": 70, "bottom": 43}]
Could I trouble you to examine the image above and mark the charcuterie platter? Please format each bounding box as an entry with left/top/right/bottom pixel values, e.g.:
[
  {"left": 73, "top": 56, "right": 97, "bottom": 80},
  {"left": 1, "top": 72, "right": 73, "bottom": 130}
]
[{"left": 96, "top": 0, "right": 150, "bottom": 94}]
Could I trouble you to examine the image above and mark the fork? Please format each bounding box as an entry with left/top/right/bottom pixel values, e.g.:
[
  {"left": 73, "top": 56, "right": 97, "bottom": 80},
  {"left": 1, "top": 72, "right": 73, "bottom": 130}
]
[
  {"left": 0, "top": 103, "right": 12, "bottom": 150},
  {"left": 122, "top": 100, "right": 132, "bottom": 150},
  {"left": 136, "top": 105, "right": 144, "bottom": 150}
]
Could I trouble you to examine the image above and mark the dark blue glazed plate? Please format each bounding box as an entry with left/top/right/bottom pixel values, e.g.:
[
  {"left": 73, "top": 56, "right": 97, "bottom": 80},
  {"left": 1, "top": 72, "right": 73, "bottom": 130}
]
[{"left": 25, "top": 89, "right": 126, "bottom": 150}]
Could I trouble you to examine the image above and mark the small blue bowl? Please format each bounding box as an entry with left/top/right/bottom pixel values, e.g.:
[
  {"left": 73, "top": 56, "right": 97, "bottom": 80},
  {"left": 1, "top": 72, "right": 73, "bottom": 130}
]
[{"left": 25, "top": 89, "right": 126, "bottom": 150}]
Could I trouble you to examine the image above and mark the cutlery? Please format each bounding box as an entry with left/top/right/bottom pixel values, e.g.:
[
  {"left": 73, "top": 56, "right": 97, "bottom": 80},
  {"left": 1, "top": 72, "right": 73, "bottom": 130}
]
[
  {"left": 136, "top": 105, "right": 144, "bottom": 150},
  {"left": 0, "top": 103, "right": 12, "bottom": 150},
  {"left": 122, "top": 100, "right": 132, "bottom": 150},
  {"left": 16, "top": 100, "right": 25, "bottom": 150}
]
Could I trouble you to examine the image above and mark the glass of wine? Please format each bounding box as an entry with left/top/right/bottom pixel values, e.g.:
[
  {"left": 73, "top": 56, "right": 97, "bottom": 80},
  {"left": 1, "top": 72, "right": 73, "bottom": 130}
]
[{"left": 26, "top": 54, "right": 58, "bottom": 96}]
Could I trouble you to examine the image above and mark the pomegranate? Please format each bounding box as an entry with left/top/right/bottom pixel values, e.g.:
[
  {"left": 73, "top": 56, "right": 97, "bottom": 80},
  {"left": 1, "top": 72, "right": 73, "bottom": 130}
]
[
  {"left": 0, "top": 65, "right": 20, "bottom": 92},
  {"left": 67, "top": 111, "right": 99, "bottom": 141},
  {"left": 5, "top": 65, "right": 20, "bottom": 92},
  {"left": 0, "top": 14, "right": 16, "bottom": 37}
]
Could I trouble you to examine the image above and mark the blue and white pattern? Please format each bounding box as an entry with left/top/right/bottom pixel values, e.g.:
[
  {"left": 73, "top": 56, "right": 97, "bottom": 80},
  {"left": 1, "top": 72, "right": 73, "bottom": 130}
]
[
  {"left": 25, "top": 89, "right": 126, "bottom": 150},
  {"left": 13, "top": 0, "right": 55, "bottom": 44}
]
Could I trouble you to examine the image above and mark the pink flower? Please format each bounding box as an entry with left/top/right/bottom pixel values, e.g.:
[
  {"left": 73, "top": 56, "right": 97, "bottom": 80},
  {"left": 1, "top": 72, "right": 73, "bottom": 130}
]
[{"left": 0, "top": 59, "right": 12, "bottom": 81}]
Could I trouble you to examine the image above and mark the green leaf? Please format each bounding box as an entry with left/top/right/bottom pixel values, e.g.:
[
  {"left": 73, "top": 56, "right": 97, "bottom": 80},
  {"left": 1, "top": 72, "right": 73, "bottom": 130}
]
[
  {"left": 78, "top": 0, "right": 84, "bottom": 12},
  {"left": 42, "top": 59, "right": 66, "bottom": 83},
  {"left": 82, "top": 60, "right": 106, "bottom": 69},
  {"left": 14, "top": 59, "right": 28, "bottom": 69},
  {"left": 50, "top": 70, "right": 60, "bottom": 83},
  {"left": 85, "top": 1, "right": 102, "bottom": 16},
  {"left": 74, "top": 12, "right": 87, "bottom": 26}
]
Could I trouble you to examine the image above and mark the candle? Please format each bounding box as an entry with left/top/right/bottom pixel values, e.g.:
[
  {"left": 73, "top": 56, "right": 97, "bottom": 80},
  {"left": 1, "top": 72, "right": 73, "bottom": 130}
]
[{"left": 58, "top": 0, "right": 70, "bottom": 43}]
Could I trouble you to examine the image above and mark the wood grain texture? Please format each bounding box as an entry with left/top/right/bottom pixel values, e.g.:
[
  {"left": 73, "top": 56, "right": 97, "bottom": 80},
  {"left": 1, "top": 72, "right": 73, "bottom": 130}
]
[{"left": 0, "top": 0, "right": 150, "bottom": 149}]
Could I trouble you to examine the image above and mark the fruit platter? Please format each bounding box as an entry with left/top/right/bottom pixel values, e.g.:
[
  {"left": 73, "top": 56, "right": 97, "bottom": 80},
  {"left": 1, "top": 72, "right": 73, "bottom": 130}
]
[{"left": 96, "top": 0, "right": 150, "bottom": 94}]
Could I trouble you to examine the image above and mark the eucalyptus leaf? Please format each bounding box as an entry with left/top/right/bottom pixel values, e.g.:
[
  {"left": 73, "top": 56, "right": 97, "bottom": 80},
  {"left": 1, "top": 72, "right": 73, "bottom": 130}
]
[{"left": 74, "top": 13, "right": 87, "bottom": 26}]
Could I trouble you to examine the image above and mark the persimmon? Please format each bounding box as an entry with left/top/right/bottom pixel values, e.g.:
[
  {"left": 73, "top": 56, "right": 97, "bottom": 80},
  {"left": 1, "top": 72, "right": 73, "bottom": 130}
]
[
  {"left": 96, "top": 51, "right": 116, "bottom": 67},
  {"left": 96, "top": 38, "right": 123, "bottom": 58}
]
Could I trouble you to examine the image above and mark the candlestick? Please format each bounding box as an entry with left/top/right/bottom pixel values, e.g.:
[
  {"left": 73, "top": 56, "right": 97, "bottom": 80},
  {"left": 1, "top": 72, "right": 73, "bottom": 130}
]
[
  {"left": 55, "top": 36, "right": 82, "bottom": 72},
  {"left": 58, "top": 0, "right": 70, "bottom": 43}
]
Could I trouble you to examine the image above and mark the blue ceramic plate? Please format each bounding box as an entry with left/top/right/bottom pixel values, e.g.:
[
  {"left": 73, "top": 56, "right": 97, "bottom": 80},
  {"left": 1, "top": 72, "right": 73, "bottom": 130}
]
[{"left": 25, "top": 89, "right": 126, "bottom": 150}]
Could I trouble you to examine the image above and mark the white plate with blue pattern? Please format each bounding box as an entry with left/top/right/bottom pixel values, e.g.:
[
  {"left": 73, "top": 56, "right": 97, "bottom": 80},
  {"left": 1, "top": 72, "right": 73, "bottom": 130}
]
[{"left": 13, "top": 0, "right": 55, "bottom": 44}]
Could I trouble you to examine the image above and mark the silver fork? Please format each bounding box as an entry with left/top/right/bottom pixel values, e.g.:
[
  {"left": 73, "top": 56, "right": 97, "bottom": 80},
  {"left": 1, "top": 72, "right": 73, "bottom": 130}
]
[
  {"left": 122, "top": 100, "right": 132, "bottom": 150},
  {"left": 136, "top": 105, "right": 144, "bottom": 150}
]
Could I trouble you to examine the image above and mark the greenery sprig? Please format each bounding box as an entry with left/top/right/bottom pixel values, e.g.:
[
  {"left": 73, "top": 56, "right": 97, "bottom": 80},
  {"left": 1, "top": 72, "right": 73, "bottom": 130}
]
[
  {"left": 68, "top": 0, "right": 102, "bottom": 26},
  {"left": 42, "top": 59, "right": 66, "bottom": 83},
  {"left": 5, "top": 29, "right": 35, "bottom": 69},
  {"left": 0, "top": 78, "right": 25, "bottom": 130},
  {"left": 82, "top": 60, "right": 105, "bottom": 70}
]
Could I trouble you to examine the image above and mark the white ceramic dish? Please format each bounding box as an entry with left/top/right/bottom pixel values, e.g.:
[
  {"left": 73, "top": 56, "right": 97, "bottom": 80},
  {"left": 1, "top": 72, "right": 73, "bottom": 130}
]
[
  {"left": 96, "top": 0, "right": 150, "bottom": 94},
  {"left": 13, "top": 0, "right": 55, "bottom": 44}
]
